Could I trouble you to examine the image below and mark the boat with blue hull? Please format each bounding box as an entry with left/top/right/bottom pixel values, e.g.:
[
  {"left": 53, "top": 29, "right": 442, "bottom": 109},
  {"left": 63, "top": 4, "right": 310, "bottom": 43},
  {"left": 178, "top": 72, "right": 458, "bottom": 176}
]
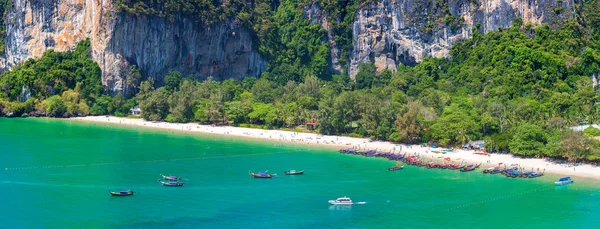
[
  {"left": 158, "top": 180, "right": 185, "bottom": 187},
  {"left": 554, "top": 177, "right": 574, "bottom": 185},
  {"left": 250, "top": 171, "right": 273, "bottom": 178},
  {"left": 109, "top": 190, "right": 134, "bottom": 196},
  {"left": 160, "top": 174, "right": 182, "bottom": 181}
]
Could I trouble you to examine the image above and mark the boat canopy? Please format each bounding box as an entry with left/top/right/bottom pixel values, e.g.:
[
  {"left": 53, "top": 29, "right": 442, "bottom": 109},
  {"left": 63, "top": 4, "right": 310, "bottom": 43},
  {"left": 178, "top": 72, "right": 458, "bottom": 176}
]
[{"left": 558, "top": 177, "right": 571, "bottom": 181}]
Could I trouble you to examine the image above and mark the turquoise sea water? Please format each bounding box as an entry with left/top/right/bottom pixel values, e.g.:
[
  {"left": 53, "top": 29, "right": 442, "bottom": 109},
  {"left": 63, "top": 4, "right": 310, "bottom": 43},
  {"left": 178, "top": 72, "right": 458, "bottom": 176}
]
[{"left": 1, "top": 118, "right": 599, "bottom": 229}]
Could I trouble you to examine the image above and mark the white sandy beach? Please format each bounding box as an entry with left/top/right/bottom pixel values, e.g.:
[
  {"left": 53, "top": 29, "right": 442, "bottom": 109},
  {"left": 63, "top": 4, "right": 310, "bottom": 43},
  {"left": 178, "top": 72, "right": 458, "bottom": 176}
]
[{"left": 72, "top": 116, "right": 600, "bottom": 180}]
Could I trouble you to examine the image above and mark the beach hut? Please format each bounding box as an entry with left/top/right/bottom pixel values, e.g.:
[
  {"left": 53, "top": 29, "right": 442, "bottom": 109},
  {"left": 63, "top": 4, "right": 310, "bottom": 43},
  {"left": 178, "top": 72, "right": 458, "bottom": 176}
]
[
  {"left": 129, "top": 105, "right": 141, "bottom": 116},
  {"left": 463, "top": 140, "right": 485, "bottom": 150}
]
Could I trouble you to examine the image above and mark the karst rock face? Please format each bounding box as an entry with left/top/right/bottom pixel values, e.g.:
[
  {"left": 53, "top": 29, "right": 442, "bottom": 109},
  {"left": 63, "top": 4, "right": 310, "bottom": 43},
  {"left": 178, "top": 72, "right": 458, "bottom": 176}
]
[
  {"left": 0, "top": 0, "right": 576, "bottom": 92},
  {"left": 345, "top": 0, "right": 575, "bottom": 76},
  {"left": 0, "top": 0, "right": 266, "bottom": 93}
]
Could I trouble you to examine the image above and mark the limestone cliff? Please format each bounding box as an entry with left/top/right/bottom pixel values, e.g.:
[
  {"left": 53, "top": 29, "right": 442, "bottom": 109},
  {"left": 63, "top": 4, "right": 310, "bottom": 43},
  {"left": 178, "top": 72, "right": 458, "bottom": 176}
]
[
  {"left": 347, "top": 0, "right": 576, "bottom": 76},
  {"left": 0, "top": 0, "right": 579, "bottom": 90},
  {"left": 0, "top": 0, "right": 266, "bottom": 93}
]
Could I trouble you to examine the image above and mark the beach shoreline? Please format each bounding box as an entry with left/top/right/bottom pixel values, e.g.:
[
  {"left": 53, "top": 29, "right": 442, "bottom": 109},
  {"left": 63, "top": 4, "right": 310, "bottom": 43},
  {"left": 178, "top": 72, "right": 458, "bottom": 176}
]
[{"left": 69, "top": 116, "right": 600, "bottom": 181}]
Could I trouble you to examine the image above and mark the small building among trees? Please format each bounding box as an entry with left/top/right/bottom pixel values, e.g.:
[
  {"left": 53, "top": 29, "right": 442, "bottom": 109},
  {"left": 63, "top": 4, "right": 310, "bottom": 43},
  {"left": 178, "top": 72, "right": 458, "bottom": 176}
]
[
  {"left": 129, "top": 105, "right": 141, "bottom": 116},
  {"left": 462, "top": 140, "right": 485, "bottom": 150}
]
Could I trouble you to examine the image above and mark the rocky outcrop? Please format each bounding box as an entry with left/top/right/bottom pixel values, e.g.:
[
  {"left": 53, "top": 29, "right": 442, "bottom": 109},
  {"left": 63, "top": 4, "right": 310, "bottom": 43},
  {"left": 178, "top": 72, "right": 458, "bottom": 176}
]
[
  {"left": 1, "top": 0, "right": 111, "bottom": 73},
  {"left": 348, "top": 0, "right": 576, "bottom": 76},
  {"left": 103, "top": 14, "right": 266, "bottom": 92},
  {"left": 1, "top": 0, "right": 266, "bottom": 93}
]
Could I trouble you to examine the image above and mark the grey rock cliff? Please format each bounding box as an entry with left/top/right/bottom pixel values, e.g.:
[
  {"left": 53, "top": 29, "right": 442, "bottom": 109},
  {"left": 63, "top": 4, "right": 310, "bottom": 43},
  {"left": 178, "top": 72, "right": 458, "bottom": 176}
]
[
  {"left": 104, "top": 14, "right": 266, "bottom": 92},
  {"left": 348, "top": 0, "right": 576, "bottom": 76},
  {"left": 0, "top": 0, "right": 266, "bottom": 93}
]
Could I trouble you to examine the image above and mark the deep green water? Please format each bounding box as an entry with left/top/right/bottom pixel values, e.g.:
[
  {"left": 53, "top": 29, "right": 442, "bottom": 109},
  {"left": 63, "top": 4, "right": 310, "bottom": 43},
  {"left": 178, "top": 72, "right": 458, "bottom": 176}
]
[{"left": 1, "top": 118, "right": 600, "bottom": 229}]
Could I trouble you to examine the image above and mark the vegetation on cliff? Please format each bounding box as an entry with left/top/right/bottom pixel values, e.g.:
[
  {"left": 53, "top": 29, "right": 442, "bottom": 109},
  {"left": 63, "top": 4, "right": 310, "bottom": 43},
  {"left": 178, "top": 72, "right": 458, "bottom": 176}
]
[
  {"left": 0, "top": 39, "right": 133, "bottom": 117},
  {"left": 0, "top": 0, "right": 9, "bottom": 55}
]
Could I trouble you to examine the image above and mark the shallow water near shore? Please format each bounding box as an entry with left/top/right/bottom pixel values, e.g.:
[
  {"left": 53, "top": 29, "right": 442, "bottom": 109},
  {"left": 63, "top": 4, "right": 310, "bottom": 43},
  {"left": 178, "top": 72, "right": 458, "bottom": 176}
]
[{"left": 1, "top": 118, "right": 600, "bottom": 229}]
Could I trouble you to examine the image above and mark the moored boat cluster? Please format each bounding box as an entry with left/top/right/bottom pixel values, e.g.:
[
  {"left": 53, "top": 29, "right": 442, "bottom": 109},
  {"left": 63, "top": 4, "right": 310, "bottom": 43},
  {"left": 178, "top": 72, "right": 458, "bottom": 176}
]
[
  {"left": 339, "top": 148, "right": 481, "bottom": 172},
  {"left": 404, "top": 155, "right": 481, "bottom": 172},
  {"left": 338, "top": 148, "right": 406, "bottom": 160},
  {"left": 483, "top": 166, "right": 545, "bottom": 178},
  {"left": 339, "top": 148, "right": 544, "bottom": 178}
]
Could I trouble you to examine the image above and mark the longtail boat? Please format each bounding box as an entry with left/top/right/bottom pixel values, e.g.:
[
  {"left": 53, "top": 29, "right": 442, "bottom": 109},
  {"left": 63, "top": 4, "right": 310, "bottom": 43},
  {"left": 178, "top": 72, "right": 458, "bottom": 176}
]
[
  {"left": 449, "top": 164, "right": 462, "bottom": 170},
  {"left": 426, "top": 162, "right": 436, "bottom": 168},
  {"left": 109, "top": 190, "right": 134, "bottom": 196},
  {"left": 483, "top": 167, "right": 504, "bottom": 174},
  {"left": 388, "top": 165, "right": 404, "bottom": 171},
  {"left": 284, "top": 170, "right": 305, "bottom": 175},
  {"left": 250, "top": 171, "right": 273, "bottom": 178},
  {"left": 158, "top": 180, "right": 184, "bottom": 186},
  {"left": 160, "top": 174, "right": 181, "bottom": 181},
  {"left": 460, "top": 163, "right": 481, "bottom": 172}
]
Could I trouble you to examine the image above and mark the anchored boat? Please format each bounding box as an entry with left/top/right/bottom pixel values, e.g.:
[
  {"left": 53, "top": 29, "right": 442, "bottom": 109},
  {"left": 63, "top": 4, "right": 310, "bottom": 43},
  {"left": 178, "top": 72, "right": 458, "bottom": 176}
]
[
  {"left": 554, "top": 176, "right": 574, "bottom": 186},
  {"left": 158, "top": 180, "right": 185, "bottom": 187},
  {"left": 388, "top": 165, "right": 404, "bottom": 171},
  {"left": 284, "top": 170, "right": 305, "bottom": 175},
  {"left": 328, "top": 196, "right": 353, "bottom": 205},
  {"left": 160, "top": 174, "right": 181, "bottom": 181},
  {"left": 109, "top": 190, "right": 134, "bottom": 196},
  {"left": 250, "top": 171, "right": 273, "bottom": 178},
  {"left": 460, "top": 163, "right": 481, "bottom": 172}
]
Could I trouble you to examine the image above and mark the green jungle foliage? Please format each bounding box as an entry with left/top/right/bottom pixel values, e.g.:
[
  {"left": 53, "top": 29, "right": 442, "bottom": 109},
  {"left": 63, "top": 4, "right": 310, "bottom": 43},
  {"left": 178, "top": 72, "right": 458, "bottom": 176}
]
[
  {"left": 0, "top": 0, "right": 9, "bottom": 55},
  {"left": 1, "top": 1, "right": 600, "bottom": 162},
  {"left": 0, "top": 39, "right": 134, "bottom": 117}
]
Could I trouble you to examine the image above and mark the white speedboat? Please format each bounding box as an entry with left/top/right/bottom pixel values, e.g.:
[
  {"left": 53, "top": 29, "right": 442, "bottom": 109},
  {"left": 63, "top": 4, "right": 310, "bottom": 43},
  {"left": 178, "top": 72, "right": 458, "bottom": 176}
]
[
  {"left": 328, "top": 196, "right": 353, "bottom": 205},
  {"left": 554, "top": 176, "right": 574, "bottom": 185}
]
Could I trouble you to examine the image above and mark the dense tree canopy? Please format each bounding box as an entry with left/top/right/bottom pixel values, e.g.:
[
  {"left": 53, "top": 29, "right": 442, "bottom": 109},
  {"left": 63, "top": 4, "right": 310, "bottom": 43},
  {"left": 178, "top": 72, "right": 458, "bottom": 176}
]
[{"left": 0, "top": 40, "right": 133, "bottom": 117}]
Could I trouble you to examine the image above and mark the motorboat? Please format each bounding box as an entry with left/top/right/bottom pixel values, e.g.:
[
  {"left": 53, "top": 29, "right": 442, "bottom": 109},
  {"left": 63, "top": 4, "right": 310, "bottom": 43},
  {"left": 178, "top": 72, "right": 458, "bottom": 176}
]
[
  {"left": 554, "top": 176, "right": 574, "bottom": 185},
  {"left": 328, "top": 196, "right": 353, "bottom": 205},
  {"left": 109, "top": 190, "right": 134, "bottom": 196}
]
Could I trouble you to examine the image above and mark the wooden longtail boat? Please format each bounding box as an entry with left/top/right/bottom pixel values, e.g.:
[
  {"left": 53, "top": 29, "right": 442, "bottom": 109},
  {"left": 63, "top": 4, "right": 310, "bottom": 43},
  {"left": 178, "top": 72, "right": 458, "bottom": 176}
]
[
  {"left": 284, "top": 170, "right": 305, "bottom": 175},
  {"left": 250, "top": 171, "right": 273, "bottom": 178},
  {"left": 388, "top": 165, "right": 404, "bottom": 171},
  {"left": 460, "top": 163, "right": 481, "bottom": 172},
  {"left": 109, "top": 190, "right": 134, "bottom": 196},
  {"left": 160, "top": 174, "right": 181, "bottom": 181},
  {"left": 158, "top": 180, "right": 185, "bottom": 186}
]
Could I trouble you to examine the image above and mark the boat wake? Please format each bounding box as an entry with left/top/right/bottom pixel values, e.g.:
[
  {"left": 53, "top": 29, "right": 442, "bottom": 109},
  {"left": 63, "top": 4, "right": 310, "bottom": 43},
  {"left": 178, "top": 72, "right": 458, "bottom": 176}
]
[{"left": 356, "top": 202, "right": 367, "bottom": 204}]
